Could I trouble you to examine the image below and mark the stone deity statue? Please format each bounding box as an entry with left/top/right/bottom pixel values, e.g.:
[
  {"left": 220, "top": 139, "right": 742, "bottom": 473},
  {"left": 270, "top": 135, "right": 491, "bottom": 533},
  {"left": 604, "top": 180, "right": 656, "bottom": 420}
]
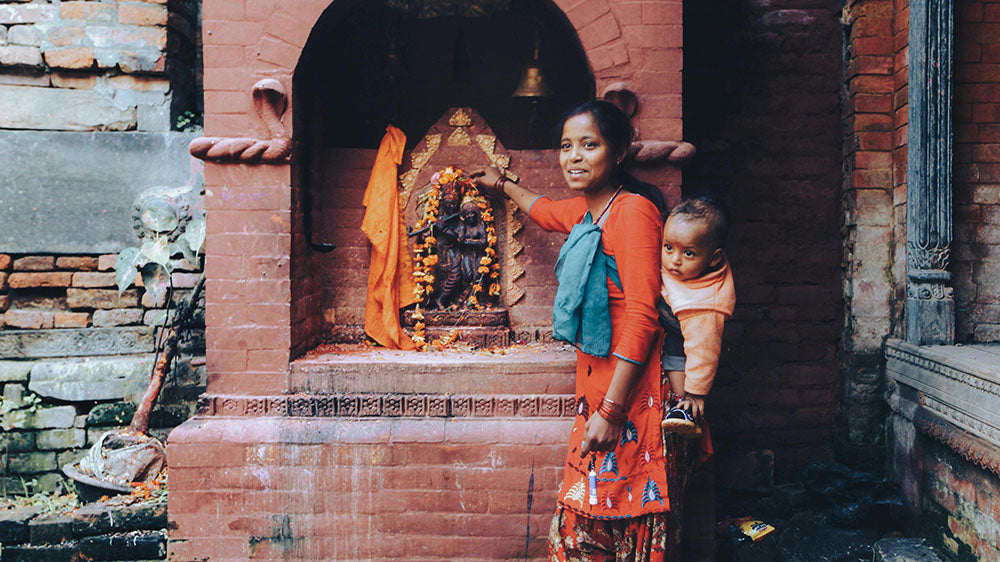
[{"left": 433, "top": 194, "right": 488, "bottom": 308}]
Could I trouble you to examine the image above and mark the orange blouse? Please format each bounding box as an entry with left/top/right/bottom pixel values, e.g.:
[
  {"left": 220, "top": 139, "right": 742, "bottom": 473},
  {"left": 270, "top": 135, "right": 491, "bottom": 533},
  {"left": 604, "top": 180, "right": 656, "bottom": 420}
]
[{"left": 530, "top": 193, "right": 670, "bottom": 519}]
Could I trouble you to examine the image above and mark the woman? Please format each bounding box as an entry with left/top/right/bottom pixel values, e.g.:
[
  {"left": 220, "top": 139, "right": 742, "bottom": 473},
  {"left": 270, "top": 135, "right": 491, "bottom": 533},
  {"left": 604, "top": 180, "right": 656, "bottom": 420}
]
[{"left": 474, "top": 100, "right": 679, "bottom": 561}]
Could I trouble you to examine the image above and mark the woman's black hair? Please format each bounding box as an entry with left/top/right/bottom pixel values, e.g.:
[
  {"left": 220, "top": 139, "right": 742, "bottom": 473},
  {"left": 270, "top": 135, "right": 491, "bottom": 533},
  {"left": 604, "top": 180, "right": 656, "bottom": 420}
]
[{"left": 558, "top": 100, "right": 668, "bottom": 220}]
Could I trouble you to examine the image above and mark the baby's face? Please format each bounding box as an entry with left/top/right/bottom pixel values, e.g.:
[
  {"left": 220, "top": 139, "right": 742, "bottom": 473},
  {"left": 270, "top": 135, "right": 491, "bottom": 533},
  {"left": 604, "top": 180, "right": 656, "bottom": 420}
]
[{"left": 661, "top": 216, "right": 719, "bottom": 281}]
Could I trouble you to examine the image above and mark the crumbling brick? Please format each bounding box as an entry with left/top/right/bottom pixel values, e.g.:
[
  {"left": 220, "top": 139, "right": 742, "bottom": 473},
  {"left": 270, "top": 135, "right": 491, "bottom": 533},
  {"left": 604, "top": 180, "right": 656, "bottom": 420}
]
[
  {"left": 12, "top": 256, "right": 54, "bottom": 271},
  {"left": 97, "top": 254, "right": 118, "bottom": 271},
  {"left": 7, "top": 272, "right": 73, "bottom": 288},
  {"left": 92, "top": 308, "right": 143, "bottom": 327},
  {"left": 0, "top": 44, "right": 42, "bottom": 67},
  {"left": 3, "top": 310, "right": 54, "bottom": 329},
  {"left": 66, "top": 288, "right": 140, "bottom": 309},
  {"left": 59, "top": 2, "right": 116, "bottom": 23},
  {"left": 71, "top": 272, "right": 115, "bottom": 288},
  {"left": 53, "top": 312, "right": 89, "bottom": 328},
  {"left": 43, "top": 47, "right": 96, "bottom": 70},
  {"left": 118, "top": 3, "right": 168, "bottom": 26},
  {"left": 54, "top": 256, "right": 98, "bottom": 270}
]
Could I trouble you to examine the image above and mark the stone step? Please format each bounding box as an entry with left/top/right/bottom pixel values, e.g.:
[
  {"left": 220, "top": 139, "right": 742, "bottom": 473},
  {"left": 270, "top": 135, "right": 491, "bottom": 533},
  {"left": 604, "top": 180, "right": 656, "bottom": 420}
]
[
  {"left": 28, "top": 355, "right": 154, "bottom": 402},
  {"left": 290, "top": 343, "right": 576, "bottom": 395},
  {"left": 874, "top": 538, "right": 944, "bottom": 562},
  {"left": 0, "top": 327, "right": 154, "bottom": 359}
]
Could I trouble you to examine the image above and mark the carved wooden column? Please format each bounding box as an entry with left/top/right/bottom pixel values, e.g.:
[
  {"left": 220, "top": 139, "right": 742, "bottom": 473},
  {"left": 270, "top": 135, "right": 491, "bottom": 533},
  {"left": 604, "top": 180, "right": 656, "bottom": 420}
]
[{"left": 906, "top": 0, "right": 954, "bottom": 345}]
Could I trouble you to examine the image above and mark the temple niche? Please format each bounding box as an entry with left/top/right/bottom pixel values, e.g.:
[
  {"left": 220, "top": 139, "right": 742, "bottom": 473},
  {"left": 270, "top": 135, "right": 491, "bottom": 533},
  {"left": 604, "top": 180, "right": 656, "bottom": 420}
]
[{"left": 295, "top": 0, "right": 597, "bottom": 350}]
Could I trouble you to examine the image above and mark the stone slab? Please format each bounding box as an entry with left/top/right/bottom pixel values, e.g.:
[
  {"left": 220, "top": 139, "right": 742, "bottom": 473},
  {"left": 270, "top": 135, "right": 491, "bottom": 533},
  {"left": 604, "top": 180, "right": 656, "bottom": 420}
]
[
  {"left": 0, "top": 430, "right": 36, "bottom": 452},
  {"left": 0, "top": 84, "right": 133, "bottom": 131},
  {"left": 6, "top": 405, "right": 76, "bottom": 429},
  {"left": 72, "top": 501, "right": 167, "bottom": 537},
  {"left": 0, "top": 542, "right": 81, "bottom": 562},
  {"left": 6, "top": 451, "right": 57, "bottom": 473},
  {"left": 80, "top": 530, "right": 167, "bottom": 560},
  {"left": 28, "top": 513, "right": 76, "bottom": 545},
  {"left": 35, "top": 428, "right": 86, "bottom": 449},
  {"left": 886, "top": 340, "right": 1000, "bottom": 447},
  {"left": 0, "top": 129, "right": 199, "bottom": 254},
  {"left": 290, "top": 344, "right": 576, "bottom": 395},
  {"left": 0, "top": 506, "right": 41, "bottom": 543},
  {"left": 0, "top": 327, "right": 154, "bottom": 359},
  {"left": 87, "top": 401, "right": 138, "bottom": 426},
  {"left": 29, "top": 355, "right": 153, "bottom": 401},
  {"left": 0, "top": 360, "right": 33, "bottom": 381},
  {"left": 874, "top": 538, "right": 943, "bottom": 562}
]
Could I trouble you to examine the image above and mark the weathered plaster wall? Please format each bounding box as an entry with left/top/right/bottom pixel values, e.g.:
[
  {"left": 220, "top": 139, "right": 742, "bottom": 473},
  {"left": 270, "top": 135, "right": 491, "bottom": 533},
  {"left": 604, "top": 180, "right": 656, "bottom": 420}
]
[{"left": 953, "top": 0, "right": 1000, "bottom": 343}]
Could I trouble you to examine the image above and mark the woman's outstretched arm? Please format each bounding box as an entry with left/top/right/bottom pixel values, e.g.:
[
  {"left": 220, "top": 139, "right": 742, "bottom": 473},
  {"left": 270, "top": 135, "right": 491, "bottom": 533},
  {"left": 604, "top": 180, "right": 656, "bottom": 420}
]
[{"left": 470, "top": 167, "right": 540, "bottom": 214}]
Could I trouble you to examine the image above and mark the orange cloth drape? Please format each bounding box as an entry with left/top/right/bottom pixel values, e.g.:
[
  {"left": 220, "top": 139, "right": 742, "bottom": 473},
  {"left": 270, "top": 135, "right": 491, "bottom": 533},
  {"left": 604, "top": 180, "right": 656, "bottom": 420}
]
[{"left": 361, "top": 125, "right": 418, "bottom": 350}]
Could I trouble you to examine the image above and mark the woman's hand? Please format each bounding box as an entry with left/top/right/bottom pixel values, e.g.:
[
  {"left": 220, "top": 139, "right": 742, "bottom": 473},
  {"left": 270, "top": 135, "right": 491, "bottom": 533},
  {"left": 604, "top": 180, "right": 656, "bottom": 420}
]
[
  {"left": 468, "top": 167, "right": 504, "bottom": 195},
  {"left": 580, "top": 411, "right": 620, "bottom": 457}
]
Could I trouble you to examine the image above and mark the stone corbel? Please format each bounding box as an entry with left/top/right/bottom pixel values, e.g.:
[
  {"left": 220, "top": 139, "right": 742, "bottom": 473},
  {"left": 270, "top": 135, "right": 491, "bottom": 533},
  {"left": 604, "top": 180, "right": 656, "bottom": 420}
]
[
  {"left": 601, "top": 82, "right": 696, "bottom": 165},
  {"left": 189, "top": 79, "right": 293, "bottom": 165}
]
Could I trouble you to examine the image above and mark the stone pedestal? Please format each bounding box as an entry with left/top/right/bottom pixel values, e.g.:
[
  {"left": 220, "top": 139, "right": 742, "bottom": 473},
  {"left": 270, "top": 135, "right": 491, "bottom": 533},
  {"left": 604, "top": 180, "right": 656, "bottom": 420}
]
[
  {"left": 403, "top": 309, "right": 510, "bottom": 348},
  {"left": 168, "top": 346, "right": 576, "bottom": 561}
]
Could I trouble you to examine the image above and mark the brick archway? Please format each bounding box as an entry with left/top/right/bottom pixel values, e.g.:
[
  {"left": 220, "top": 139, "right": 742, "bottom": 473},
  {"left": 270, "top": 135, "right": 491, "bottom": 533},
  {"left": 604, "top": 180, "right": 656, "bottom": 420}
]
[{"left": 255, "top": 0, "right": 628, "bottom": 82}]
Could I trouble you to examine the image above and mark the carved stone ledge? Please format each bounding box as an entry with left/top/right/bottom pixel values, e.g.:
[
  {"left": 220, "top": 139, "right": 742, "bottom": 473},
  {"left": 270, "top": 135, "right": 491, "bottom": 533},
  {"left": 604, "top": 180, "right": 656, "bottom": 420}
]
[
  {"left": 0, "top": 327, "right": 154, "bottom": 359},
  {"left": 200, "top": 393, "right": 576, "bottom": 419},
  {"left": 885, "top": 338, "right": 1000, "bottom": 475}
]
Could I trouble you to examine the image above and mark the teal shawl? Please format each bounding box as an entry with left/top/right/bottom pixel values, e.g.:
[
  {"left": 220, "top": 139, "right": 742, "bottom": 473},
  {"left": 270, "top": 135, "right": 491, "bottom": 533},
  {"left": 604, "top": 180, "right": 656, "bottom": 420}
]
[{"left": 552, "top": 211, "right": 623, "bottom": 357}]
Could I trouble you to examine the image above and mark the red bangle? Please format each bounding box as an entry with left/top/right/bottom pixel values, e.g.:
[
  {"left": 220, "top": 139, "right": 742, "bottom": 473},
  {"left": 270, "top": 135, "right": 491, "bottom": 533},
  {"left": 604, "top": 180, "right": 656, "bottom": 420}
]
[
  {"left": 597, "top": 399, "right": 626, "bottom": 425},
  {"left": 494, "top": 175, "right": 508, "bottom": 192}
]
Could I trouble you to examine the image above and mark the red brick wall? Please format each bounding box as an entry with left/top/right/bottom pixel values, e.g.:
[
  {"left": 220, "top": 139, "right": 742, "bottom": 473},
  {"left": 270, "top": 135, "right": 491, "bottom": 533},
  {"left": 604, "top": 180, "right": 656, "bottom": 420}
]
[
  {"left": 888, "top": 411, "right": 1000, "bottom": 561},
  {"left": 954, "top": 0, "right": 1000, "bottom": 343},
  {"left": 0, "top": 253, "right": 199, "bottom": 329},
  {"left": 168, "top": 417, "right": 570, "bottom": 561},
  {"left": 833, "top": 0, "right": 900, "bottom": 469},
  {"left": 683, "top": 0, "right": 843, "bottom": 476}
]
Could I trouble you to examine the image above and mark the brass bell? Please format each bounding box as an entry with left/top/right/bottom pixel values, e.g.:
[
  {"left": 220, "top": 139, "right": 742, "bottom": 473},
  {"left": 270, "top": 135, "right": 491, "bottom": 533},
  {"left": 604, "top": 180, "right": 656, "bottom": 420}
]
[{"left": 512, "top": 41, "right": 553, "bottom": 98}]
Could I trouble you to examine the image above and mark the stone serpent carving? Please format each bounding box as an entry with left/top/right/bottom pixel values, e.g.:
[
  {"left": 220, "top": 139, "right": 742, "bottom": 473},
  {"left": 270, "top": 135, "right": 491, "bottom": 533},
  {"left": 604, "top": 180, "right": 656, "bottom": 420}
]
[
  {"left": 188, "top": 79, "right": 293, "bottom": 164},
  {"left": 601, "top": 82, "right": 696, "bottom": 165}
]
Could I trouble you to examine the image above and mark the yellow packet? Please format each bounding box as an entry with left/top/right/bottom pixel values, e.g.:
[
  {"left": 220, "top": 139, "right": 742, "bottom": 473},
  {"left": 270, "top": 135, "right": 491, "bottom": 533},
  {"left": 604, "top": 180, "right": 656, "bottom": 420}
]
[{"left": 735, "top": 517, "right": 775, "bottom": 541}]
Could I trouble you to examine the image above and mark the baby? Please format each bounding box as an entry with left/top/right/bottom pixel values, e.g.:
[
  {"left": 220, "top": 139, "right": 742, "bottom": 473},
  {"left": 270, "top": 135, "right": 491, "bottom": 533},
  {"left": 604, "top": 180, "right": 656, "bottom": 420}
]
[{"left": 658, "top": 196, "right": 736, "bottom": 438}]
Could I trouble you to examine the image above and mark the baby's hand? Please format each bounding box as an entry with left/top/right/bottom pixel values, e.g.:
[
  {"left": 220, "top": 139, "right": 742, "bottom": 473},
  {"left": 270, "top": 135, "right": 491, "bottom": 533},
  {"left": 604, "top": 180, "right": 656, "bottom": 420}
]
[{"left": 679, "top": 394, "right": 706, "bottom": 420}]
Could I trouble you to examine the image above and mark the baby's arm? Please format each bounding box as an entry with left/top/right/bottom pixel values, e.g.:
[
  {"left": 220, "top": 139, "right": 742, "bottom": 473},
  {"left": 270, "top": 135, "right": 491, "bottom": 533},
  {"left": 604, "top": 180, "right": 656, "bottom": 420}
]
[{"left": 676, "top": 310, "right": 727, "bottom": 418}]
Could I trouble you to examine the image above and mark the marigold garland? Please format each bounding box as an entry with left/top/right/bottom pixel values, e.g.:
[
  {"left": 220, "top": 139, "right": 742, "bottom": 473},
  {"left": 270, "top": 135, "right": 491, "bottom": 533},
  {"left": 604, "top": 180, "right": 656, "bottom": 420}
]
[{"left": 409, "top": 166, "right": 500, "bottom": 350}]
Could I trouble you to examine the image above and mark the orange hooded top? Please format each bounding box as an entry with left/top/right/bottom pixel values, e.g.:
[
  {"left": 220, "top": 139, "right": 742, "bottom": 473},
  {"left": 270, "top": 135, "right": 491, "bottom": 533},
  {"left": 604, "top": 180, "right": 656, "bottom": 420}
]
[{"left": 661, "top": 256, "right": 735, "bottom": 395}]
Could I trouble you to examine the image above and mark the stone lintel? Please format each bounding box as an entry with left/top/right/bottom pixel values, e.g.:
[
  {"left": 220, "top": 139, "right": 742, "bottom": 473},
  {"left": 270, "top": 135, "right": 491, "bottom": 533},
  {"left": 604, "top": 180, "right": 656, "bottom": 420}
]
[{"left": 886, "top": 339, "right": 1000, "bottom": 475}]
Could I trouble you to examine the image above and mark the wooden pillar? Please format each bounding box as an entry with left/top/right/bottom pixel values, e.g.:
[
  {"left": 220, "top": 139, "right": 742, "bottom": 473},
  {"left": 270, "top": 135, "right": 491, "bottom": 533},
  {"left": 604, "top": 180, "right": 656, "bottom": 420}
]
[{"left": 906, "top": 0, "right": 954, "bottom": 345}]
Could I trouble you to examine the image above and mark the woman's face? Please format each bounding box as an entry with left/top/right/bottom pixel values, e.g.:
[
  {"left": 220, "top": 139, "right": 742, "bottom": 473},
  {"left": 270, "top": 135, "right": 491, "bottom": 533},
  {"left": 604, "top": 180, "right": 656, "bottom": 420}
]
[{"left": 559, "top": 112, "right": 618, "bottom": 194}]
